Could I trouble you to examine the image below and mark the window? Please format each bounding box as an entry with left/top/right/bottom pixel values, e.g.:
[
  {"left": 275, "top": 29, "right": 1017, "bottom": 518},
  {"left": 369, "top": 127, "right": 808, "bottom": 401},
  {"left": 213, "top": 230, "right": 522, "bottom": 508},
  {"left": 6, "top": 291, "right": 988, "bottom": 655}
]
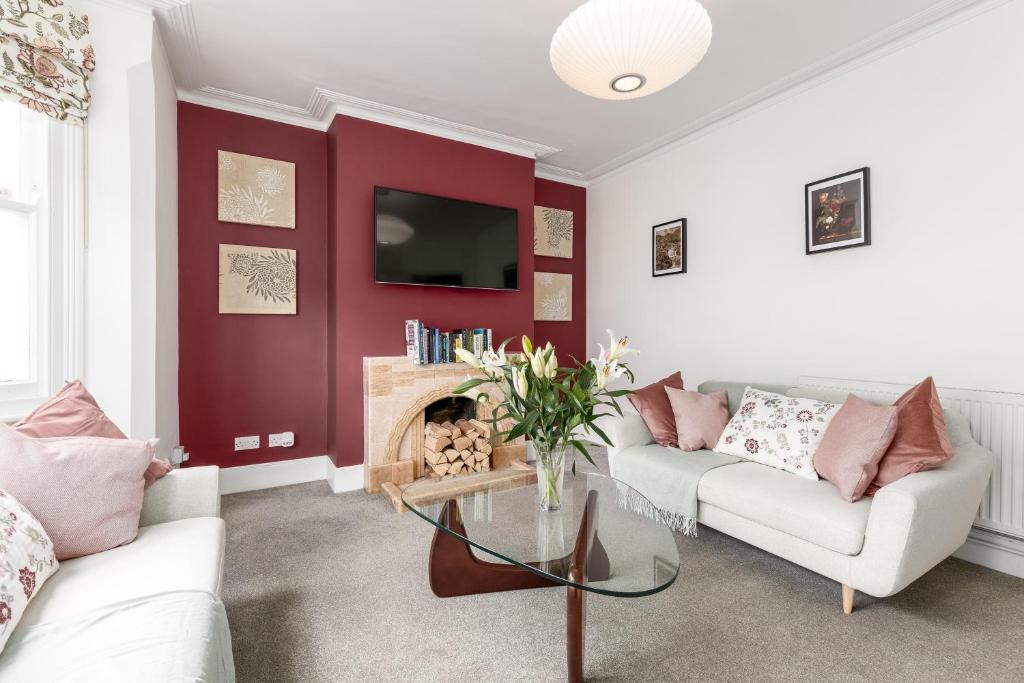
[{"left": 0, "top": 99, "right": 80, "bottom": 418}]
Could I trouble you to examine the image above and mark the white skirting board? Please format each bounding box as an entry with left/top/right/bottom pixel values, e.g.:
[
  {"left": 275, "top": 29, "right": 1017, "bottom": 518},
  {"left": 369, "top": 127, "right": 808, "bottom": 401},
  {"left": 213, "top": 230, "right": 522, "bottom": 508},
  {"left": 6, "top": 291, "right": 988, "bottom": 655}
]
[
  {"left": 219, "top": 455, "right": 364, "bottom": 495},
  {"left": 955, "top": 527, "right": 1024, "bottom": 579}
]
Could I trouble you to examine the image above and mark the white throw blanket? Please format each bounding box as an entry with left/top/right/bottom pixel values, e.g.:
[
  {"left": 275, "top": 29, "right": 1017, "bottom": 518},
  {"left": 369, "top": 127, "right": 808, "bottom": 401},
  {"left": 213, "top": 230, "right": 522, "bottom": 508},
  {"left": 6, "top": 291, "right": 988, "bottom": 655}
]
[{"left": 614, "top": 445, "right": 741, "bottom": 536}]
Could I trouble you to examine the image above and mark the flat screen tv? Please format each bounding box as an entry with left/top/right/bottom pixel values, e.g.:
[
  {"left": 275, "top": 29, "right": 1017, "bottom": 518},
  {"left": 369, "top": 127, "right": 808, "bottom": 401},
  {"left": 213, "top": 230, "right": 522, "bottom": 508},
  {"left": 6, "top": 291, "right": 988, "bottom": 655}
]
[{"left": 374, "top": 186, "right": 518, "bottom": 290}]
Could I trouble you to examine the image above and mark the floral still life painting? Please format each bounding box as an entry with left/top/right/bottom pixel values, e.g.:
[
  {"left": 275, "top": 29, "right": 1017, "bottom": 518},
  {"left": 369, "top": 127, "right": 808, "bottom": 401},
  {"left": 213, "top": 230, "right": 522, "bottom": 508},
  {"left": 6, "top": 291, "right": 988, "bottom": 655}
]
[
  {"left": 805, "top": 167, "right": 870, "bottom": 254},
  {"left": 534, "top": 206, "right": 573, "bottom": 258},
  {"left": 218, "top": 151, "right": 296, "bottom": 228},
  {"left": 219, "top": 244, "right": 297, "bottom": 315},
  {"left": 534, "top": 272, "right": 572, "bottom": 321}
]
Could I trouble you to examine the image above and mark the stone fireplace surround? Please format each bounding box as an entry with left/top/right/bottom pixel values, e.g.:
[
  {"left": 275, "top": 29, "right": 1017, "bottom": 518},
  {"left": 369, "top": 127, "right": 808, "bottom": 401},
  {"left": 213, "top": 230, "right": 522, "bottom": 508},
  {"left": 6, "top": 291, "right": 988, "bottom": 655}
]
[{"left": 363, "top": 357, "right": 529, "bottom": 510}]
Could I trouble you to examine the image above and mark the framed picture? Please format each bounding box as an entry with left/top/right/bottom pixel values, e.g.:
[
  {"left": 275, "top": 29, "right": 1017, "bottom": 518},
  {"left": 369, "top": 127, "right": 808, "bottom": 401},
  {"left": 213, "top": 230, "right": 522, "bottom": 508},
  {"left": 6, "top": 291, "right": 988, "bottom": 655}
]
[
  {"left": 805, "top": 167, "right": 870, "bottom": 254},
  {"left": 219, "top": 244, "right": 297, "bottom": 315},
  {"left": 652, "top": 219, "right": 686, "bottom": 277},
  {"left": 218, "top": 150, "right": 296, "bottom": 229},
  {"left": 534, "top": 272, "right": 572, "bottom": 321},
  {"left": 534, "top": 205, "right": 574, "bottom": 258}
]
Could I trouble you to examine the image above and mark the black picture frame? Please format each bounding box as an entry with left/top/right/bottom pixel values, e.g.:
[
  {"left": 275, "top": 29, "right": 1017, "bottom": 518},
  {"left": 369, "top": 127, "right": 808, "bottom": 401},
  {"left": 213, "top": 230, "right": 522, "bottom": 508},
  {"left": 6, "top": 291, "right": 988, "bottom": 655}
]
[
  {"left": 805, "top": 167, "right": 870, "bottom": 255},
  {"left": 652, "top": 218, "right": 686, "bottom": 277}
]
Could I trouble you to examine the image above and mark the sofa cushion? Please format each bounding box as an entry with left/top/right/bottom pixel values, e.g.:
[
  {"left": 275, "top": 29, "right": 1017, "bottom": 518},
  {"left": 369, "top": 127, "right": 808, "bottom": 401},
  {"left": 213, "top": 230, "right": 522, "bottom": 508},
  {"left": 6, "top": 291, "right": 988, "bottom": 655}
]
[
  {"left": 713, "top": 387, "right": 841, "bottom": 480},
  {"left": 697, "top": 462, "right": 872, "bottom": 555},
  {"left": 18, "top": 516, "right": 225, "bottom": 628},
  {"left": 628, "top": 372, "right": 685, "bottom": 446}
]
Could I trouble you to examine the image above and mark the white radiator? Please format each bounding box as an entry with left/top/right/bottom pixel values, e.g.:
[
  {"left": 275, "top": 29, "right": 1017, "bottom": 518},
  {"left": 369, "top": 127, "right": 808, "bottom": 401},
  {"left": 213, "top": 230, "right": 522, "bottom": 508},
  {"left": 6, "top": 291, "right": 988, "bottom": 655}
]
[{"left": 799, "top": 376, "right": 1024, "bottom": 541}]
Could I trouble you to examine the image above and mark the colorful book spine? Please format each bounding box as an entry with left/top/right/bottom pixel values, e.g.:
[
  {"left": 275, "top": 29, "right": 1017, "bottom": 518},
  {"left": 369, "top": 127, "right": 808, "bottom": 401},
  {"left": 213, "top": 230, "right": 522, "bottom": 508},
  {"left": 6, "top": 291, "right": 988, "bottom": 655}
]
[
  {"left": 454, "top": 333, "right": 464, "bottom": 362},
  {"left": 405, "top": 320, "right": 419, "bottom": 363}
]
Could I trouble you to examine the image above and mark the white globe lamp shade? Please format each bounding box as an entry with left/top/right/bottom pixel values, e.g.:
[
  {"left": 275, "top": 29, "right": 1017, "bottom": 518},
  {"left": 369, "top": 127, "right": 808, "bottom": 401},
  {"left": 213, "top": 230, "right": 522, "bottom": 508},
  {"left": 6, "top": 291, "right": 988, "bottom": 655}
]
[{"left": 550, "top": 0, "right": 713, "bottom": 100}]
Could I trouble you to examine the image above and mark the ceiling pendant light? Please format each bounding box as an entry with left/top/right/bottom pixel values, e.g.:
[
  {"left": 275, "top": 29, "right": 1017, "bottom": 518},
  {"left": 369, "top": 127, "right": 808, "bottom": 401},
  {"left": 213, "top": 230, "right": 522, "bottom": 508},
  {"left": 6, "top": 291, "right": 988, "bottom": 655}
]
[{"left": 550, "top": 0, "right": 713, "bottom": 100}]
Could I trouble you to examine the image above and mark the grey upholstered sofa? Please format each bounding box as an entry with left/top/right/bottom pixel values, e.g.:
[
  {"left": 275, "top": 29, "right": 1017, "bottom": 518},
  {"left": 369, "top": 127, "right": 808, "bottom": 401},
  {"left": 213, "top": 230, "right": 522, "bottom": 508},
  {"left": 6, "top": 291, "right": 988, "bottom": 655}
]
[{"left": 604, "top": 380, "right": 994, "bottom": 613}]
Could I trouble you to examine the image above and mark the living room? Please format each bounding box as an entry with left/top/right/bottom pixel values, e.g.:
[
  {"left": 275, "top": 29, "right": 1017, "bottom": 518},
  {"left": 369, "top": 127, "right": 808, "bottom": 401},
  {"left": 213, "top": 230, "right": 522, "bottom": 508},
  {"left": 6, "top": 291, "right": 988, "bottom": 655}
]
[{"left": 1, "top": 0, "right": 1022, "bottom": 680}]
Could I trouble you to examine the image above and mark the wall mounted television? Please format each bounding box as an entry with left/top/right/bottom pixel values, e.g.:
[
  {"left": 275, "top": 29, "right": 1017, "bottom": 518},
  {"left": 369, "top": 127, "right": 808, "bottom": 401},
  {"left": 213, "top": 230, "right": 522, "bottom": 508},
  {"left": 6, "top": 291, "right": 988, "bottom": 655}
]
[{"left": 374, "top": 186, "right": 519, "bottom": 290}]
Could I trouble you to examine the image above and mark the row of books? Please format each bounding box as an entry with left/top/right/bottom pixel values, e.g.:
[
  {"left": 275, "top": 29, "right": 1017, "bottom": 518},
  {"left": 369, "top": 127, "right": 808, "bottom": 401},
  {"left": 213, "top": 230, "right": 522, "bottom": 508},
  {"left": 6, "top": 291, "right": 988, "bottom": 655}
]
[{"left": 404, "top": 320, "right": 492, "bottom": 365}]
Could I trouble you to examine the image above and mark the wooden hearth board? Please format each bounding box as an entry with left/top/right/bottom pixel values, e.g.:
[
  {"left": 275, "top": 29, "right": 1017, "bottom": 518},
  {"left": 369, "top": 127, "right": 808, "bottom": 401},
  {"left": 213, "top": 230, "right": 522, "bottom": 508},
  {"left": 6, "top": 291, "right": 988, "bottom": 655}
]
[{"left": 385, "top": 466, "right": 537, "bottom": 513}]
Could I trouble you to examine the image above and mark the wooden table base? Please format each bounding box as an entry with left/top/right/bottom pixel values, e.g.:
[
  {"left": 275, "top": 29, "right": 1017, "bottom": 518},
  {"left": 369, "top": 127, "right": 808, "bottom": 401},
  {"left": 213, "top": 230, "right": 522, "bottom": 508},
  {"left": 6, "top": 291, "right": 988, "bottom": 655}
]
[{"left": 427, "top": 491, "right": 606, "bottom": 683}]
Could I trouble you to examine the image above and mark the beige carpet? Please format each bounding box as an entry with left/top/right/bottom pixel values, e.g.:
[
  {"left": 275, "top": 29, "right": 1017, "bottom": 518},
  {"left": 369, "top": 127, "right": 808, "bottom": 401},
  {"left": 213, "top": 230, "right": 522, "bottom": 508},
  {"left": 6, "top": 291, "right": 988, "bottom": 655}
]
[{"left": 221, "top": 454, "right": 1024, "bottom": 682}]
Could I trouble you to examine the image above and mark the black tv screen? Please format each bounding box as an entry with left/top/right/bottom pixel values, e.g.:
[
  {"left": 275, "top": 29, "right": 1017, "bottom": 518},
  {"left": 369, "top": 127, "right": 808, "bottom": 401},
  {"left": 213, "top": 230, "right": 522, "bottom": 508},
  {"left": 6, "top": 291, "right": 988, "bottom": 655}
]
[{"left": 374, "top": 186, "right": 518, "bottom": 290}]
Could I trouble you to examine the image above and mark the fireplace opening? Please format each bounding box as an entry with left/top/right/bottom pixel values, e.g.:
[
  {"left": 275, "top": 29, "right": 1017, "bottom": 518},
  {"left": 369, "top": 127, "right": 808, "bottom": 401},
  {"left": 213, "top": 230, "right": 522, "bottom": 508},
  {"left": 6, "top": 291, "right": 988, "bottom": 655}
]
[{"left": 424, "top": 396, "right": 476, "bottom": 426}]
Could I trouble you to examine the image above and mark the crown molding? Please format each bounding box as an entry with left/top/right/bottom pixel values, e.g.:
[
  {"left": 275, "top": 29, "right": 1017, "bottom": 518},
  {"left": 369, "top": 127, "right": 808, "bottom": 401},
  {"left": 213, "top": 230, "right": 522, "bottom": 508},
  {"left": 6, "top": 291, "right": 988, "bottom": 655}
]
[
  {"left": 312, "top": 88, "right": 560, "bottom": 159},
  {"left": 535, "top": 163, "right": 589, "bottom": 188},
  {"left": 178, "top": 86, "right": 325, "bottom": 130},
  {"left": 587, "top": 0, "right": 1004, "bottom": 183}
]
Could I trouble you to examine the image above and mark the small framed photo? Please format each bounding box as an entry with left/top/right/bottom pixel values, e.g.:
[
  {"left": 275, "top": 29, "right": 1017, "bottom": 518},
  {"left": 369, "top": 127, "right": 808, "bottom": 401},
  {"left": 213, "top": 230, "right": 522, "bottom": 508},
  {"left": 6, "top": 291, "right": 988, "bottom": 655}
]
[
  {"left": 652, "top": 218, "right": 686, "bottom": 277},
  {"left": 805, "top": 167, "right": 870, "bottom": 254}
]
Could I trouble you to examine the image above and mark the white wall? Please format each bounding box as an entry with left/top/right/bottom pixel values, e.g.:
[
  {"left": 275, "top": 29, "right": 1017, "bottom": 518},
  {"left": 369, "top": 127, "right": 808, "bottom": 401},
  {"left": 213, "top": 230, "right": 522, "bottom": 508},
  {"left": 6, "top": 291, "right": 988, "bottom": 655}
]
[
  {"left": 81, "top": 1, "right": 178, "bottom": 454},
  {"left": 587, "top": 0, "right": 1024, "bottom": 395}
]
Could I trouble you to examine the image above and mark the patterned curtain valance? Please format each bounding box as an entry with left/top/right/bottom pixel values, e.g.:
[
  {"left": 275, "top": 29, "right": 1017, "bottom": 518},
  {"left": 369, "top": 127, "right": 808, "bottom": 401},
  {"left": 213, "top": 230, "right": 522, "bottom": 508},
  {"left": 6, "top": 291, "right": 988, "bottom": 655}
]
[{"left": 0, "top": 0, "right": 94, "bottom": 124}]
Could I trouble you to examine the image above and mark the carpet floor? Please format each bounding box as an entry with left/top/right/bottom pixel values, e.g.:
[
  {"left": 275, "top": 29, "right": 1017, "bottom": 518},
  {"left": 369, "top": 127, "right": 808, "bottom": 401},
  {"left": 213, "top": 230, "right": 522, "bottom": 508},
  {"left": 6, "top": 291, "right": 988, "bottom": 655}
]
[{"left": 221, "top": 454, "right": 1024, "bottom": 682}]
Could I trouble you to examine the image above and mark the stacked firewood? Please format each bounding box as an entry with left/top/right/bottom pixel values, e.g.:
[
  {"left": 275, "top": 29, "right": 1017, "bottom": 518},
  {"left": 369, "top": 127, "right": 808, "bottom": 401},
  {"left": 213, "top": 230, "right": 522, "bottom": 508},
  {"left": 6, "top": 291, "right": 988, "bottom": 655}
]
[{"left": 423, "top": 418, "right": 493, "bottom": 479}]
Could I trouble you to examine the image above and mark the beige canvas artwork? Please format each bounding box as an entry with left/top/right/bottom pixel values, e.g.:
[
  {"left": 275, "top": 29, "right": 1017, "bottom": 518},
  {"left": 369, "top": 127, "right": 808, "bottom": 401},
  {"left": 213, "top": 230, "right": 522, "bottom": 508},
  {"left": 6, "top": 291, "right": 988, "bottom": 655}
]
[
  {"left": 534, "top": 206, "right": 573, "bottom": 258},
  {"left": 218, "top": 150, "right": 296, "bottom": 228},
  {"left": 534, "top": 272, "right": 572, "bottom": 321},
  {"left": 219, "top": 244, "right": 297, "bottom": 315}
]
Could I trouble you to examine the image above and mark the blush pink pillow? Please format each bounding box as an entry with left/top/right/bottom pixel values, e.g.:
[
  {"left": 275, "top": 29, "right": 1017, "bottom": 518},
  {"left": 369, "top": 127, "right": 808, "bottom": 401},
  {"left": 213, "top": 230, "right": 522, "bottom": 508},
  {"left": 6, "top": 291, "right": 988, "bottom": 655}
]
[
  {"left": 867, "top": 377, "right": 953, "bottom": 494},
  {"left": 628, "top": 372, "right": 685, "bottom": 446},
  {"left": 813, "top": 395, "right": 899, "bottom": 502},
  {"left": 14, "top": 380, "right": 170, "bottom": 487},
  {"left": 0, "top": 424, "right": 156, "bottom": 560},
  {"left": 664, "top": 387, "right": 730, "bottom": 452},
  {"left": 14, "top": 380, "right": 126, "bottom": 439}
]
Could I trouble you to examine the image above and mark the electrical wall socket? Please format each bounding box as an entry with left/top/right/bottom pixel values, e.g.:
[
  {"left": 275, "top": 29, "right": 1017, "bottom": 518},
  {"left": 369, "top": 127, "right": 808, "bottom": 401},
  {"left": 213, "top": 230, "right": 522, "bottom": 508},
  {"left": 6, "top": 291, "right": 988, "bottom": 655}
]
[
  {"left": 268, "top": 432, "right": 295, "bottom": 448},
  {"left": 234, "top": 435, "right": 260, "bottom": 451}
]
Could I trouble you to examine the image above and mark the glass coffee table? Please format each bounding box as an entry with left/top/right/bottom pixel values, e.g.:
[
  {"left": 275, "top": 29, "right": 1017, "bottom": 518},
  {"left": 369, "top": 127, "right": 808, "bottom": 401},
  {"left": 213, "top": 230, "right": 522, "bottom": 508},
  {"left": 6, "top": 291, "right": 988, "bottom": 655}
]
[{"left": 402, "top": 471, "right": 679, "bottom": 682}]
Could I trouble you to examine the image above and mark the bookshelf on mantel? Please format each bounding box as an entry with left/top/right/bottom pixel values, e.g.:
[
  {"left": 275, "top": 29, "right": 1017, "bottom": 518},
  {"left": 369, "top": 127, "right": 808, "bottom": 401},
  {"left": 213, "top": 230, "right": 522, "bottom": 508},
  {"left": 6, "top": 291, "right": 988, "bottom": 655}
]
[{"left": 362, "top": 356, "right": 532, "bottom": 513}]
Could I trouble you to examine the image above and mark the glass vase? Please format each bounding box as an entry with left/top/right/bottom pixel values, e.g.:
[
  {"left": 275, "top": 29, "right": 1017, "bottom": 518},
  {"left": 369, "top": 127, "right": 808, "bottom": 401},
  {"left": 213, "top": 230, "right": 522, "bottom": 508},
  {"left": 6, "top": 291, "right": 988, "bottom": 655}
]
[{"left": 534, "top": 441, "right": 567, "bottom": 512}]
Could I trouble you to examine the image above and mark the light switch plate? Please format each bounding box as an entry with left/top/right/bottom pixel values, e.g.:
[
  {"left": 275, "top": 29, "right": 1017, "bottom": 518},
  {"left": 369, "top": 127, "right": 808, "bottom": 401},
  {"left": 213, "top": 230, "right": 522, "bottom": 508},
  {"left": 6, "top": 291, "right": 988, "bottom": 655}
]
[{"left": 269, "top": 432, "right": 295, "bottom": 448}]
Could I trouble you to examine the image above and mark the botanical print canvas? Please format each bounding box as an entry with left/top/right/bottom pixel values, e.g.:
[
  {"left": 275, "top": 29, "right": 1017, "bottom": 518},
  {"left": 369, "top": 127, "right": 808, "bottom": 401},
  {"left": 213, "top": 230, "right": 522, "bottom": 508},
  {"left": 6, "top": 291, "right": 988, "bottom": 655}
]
[
  {"left": 534, "top": 272, "right": 572, "bottom": 321},
  {"left": 219, "top": 244, "right": 297, "bottom": 315},
  {"left": 805, "top": 167, "right": 870, "bottom": 254},
  {"left": 218, "top": 151, "right": 296, "bottom": 228},
  {"left": 534, "top": 206, "right": 573, "bottom": 258}
]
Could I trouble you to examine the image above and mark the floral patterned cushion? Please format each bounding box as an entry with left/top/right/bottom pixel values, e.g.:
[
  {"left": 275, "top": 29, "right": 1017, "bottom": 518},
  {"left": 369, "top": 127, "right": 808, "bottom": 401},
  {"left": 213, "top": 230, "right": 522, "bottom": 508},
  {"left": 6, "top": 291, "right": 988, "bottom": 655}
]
[
  {"left": 714, "top": 387, "right": 841, "bottom": 480},
  {"left": 0, "top": 489, "right": 59, "bottom": 654}
]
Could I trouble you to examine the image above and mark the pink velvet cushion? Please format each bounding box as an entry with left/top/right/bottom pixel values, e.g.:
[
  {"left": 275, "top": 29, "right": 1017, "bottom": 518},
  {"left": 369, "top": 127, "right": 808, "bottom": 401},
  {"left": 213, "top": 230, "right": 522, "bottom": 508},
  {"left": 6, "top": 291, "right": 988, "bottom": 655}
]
[
  {"left": 813, "top": 394, "right": 899, "bottom": 502},
  {"left": 14, "top": 380, "right": 170, "bottom": 487},
  {"left": 867, "top": 377, "right": 953, "bottom": 494},
  {"left": 14, "top": 380, "right": 126, "bottom": 439},
  {"left": 0, "top": 424, "right": 156, "bottom": 560},
  {"left": 628, "top": 372, "right": 685, "bottom": 446},
  {"left": 664, "top": 387, "right": 730, "bottom": 452}
]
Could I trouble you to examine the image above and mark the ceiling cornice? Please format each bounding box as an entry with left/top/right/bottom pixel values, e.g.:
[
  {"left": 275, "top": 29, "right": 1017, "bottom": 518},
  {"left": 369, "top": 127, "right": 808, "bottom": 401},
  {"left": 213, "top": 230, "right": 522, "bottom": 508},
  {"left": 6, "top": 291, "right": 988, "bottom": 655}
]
[
  {"left": 535, "top": 163, "right": 589, "bottom": 188},
  {"left": 150, "top": 0, "right": 1001, "bottom": 185},
  {"left": 587, "top": 0, "right": 1005, "bottom": 183}
]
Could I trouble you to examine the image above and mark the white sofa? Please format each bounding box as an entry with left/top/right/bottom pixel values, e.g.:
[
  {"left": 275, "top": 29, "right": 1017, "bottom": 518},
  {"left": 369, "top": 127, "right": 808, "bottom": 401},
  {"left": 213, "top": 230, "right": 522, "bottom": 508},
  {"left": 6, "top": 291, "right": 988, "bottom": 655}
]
[
  {"left": 605, "top": 380, "right": 995, "bottom": 613},
  {"left": 0, "top": 466, "right": 234, "bottom": 681}
]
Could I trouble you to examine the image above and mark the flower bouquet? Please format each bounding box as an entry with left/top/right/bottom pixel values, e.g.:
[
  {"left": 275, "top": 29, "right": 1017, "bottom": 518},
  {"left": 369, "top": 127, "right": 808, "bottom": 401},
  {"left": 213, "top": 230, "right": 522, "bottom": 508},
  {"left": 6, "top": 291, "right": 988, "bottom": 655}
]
[{"left": 453, "top": 331, "right": 637, "bottom": 511}]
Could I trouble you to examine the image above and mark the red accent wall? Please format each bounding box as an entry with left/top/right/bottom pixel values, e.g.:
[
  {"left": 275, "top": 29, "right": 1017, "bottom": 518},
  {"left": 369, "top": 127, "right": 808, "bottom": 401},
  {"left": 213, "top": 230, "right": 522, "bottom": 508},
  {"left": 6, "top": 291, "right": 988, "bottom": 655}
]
[
  {"left": 534, "top": 178, "right": 587, "bottom": 364},
  {"left": 176, "top": 104, "right": 586, "bottom": 470},
  {"left": 327, "top": 115, "right": 537, "bottom": 466},
  {"left": 177, "top": 103, "right": 328, "bottom": 468}
]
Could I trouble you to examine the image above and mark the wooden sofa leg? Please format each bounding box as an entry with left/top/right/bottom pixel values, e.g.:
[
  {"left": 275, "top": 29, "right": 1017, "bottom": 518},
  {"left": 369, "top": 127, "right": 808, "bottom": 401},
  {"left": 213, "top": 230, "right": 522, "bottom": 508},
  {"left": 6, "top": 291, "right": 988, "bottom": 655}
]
[{"left": 842, "top": 584, "right": 855, "bottom": 615}]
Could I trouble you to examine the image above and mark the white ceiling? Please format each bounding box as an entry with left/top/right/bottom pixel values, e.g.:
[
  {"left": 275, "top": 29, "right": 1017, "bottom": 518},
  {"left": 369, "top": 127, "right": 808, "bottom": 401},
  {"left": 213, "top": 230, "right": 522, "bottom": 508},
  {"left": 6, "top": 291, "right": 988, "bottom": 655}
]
[{"left": 155, "top": 0, "right": 980, "bottom": 181}]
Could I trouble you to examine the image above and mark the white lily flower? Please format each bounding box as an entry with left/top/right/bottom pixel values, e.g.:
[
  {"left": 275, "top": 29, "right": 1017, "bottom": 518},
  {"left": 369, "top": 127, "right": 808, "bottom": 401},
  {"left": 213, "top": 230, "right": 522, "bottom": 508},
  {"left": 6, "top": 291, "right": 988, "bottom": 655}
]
[
  {"left": 480, "top": 341, "right": 508, "bottom": 378},
  {"left": 530, "top": 347, "right": 547, "bottom": 378},
  {"left": 455, "top": 347, "right": 483, "bottom": 368},
  {"left": 512, "top": 367, "right": 529, "bottom": 398},
  {"left": 606, "top": 329, "right": 638, "bottom": 362},
  {"left": 545, "top": 350, "right": 559, "bottom": 379}
]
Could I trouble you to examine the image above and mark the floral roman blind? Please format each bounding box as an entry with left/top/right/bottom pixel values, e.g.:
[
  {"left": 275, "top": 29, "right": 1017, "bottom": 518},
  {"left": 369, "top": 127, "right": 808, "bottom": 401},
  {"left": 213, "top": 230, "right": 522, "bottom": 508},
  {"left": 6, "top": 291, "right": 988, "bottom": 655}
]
[{"left": 0, "top": 0, "right": 95, "bottom": 124}]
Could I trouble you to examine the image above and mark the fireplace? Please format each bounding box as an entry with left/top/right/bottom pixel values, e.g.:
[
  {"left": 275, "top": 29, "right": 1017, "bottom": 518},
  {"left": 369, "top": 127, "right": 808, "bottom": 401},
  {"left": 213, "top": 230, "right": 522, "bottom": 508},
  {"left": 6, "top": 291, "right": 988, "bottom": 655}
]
[
  {"left": 424, "top": 396, "right": 476, "bottom": 426},
  {"left": 363, "top": 356, "right": 533, "bottom": 512}
]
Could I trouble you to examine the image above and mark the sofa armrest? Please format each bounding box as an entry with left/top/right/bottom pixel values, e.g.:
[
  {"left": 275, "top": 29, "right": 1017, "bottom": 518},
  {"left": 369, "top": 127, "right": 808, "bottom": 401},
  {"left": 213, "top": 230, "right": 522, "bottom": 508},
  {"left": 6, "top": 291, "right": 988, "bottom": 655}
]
[
  {"left": 852, "top": 442, "right": 994, "bottom": 596},
  {"left": 597, "top": 413, "right": 653, "bottom": 456},
  {"left": 139, "top": 466, "right": 222, "bottom": 527}
]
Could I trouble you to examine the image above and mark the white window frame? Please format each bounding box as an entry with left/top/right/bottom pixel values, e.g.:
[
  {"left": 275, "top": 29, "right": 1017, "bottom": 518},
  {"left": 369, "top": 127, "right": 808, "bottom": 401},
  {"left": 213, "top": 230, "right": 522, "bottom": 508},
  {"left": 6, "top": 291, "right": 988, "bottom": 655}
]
[{"left": 0, "top": 112, "right": 85, "bottom": 421}]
